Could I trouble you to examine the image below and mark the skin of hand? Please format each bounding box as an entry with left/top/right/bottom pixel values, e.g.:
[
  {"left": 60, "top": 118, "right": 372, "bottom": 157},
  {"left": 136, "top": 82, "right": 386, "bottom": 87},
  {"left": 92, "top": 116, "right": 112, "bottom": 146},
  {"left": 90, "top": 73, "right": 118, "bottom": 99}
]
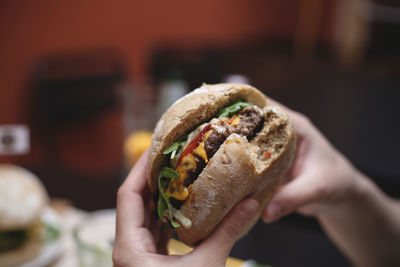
[
  {"left": 112, "top": 150, "right": 260, "bottom": 267},
  {"left": 262, "top": 101, "right": 362, "bottom": 221},
  {"left": 263, "top": 99, "right": 400, "bottom": 267}
]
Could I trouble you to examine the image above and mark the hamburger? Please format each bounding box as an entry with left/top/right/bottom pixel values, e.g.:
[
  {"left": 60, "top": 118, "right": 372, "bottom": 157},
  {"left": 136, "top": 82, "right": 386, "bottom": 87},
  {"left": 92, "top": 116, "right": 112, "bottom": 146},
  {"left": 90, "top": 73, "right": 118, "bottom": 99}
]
[
  {"left": 148, "top": 83, "right": 296, "bottom": 245},
  {"left": 0, "top": 164, "right": 58, "bottom": 266}
]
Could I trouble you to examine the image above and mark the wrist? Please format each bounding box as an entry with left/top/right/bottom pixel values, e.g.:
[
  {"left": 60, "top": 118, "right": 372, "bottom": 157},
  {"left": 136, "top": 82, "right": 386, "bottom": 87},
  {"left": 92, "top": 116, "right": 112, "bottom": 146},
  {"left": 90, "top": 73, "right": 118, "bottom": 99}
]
[{"left": 316, "top": 168, "right": 372, "bottom": 221}]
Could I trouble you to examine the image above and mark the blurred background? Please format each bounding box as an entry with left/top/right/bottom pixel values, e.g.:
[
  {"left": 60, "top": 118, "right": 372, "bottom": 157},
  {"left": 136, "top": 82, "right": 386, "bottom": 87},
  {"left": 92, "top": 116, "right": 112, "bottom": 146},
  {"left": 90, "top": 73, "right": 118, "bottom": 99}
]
[{"left": 1, "top": 0, "right": 400, "bottom": 266}]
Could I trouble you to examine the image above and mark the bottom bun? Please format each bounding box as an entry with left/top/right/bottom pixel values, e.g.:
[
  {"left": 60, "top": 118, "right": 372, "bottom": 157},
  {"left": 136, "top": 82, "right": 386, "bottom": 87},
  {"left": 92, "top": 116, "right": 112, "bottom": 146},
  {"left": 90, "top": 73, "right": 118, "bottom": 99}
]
[{"left": 0, "top": 226, "right": 42, "bottom": 267}]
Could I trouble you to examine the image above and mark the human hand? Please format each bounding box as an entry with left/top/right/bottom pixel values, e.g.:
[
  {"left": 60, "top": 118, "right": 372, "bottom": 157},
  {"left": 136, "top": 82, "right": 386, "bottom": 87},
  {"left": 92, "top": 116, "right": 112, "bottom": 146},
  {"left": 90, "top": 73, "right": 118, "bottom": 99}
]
[
  {"left": 112, "top": 150, "right": 260, "bottom": 267},
  {"left": 263, "top": 99, "right": 363, "bottom": 222}
]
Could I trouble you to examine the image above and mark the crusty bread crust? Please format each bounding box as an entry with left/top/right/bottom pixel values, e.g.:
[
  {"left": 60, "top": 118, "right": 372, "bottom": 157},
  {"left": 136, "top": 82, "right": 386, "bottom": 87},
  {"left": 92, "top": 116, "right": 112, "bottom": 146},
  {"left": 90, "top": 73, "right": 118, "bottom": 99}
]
[{"left": 147, "top": 83, "right": 295, "bottom": 245}]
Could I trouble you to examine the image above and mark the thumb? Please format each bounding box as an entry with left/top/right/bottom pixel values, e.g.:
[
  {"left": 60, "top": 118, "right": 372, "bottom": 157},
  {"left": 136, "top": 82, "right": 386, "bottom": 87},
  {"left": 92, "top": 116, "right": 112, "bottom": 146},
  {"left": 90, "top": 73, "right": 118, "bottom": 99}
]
[
  {"left": 190, "top": 198, "right": 259, "bottom": 265},
  {"left": 262, "top": 173, "right": 320, "bottom": 222}
]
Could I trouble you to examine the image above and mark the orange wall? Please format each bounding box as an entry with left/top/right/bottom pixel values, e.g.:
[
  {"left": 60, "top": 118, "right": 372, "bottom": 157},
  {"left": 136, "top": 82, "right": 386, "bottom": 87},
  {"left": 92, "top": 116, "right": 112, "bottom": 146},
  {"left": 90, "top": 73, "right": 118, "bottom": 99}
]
[
  {"left": 0, "top": 0, "right": 303, "bottom": 124},
  {"left": 0, "top": 0, "right": 340, "bottom": 180}
]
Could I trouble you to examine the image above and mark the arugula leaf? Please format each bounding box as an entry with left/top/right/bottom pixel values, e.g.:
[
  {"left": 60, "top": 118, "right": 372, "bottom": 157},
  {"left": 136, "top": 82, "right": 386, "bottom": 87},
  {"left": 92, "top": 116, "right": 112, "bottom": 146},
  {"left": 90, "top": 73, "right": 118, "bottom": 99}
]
[
  {"left": 163, "top": 141, "right": 180, "bottom": 154},
  {"left": 157, "top": 169, "right": 181, "bottom": 228},
  {"left": 159, "top": 194, "right": 181, "bottom": 228},
  {"left": 217, "top": 101, "right": 251, "bottom": 118},
  {"left": 157, "top": 194, "right": 168, "bottom": 219},
  {"left": 170, "top": 216, "right": 181, "bottom": 228},
  {"left": 163, "top": 140, "right": 184, "bottom": 159},
  {"left": 160, "top": 167, "right": 179, "bottom": 179}
]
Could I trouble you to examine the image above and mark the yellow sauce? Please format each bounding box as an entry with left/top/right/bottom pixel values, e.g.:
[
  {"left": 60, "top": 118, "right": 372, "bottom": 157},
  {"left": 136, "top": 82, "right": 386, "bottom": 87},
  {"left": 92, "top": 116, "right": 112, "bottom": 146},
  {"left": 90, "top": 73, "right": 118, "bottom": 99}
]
[
  {"left": 192, "top": 142, "right": 208, "bottom": 163},
  {"left": 165, "top": 129, "right": 212, "bottom": 200},
  {"left": 230, "top": 116, "right": 241, "bottom": 126}
]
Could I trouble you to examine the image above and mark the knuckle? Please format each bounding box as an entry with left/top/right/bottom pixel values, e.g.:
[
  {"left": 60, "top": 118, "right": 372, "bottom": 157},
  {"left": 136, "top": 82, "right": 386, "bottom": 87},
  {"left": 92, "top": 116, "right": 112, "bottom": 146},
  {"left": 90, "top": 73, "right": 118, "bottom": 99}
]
[
  {"left": 222, "top": 222, "right": 238, "bottom": 241},
  {"left": 262, "top": 208, "right": 272, "bottom": 223},
  {"left": 221, "top": 212, "right": 243, "bottom": 241},
  {"left": 314, "top": 182, "right": 330, "bottom": 199},
  {"left": 278, "top": 199, "right": 294, "bottom": 215},
  {"left": 276, "top": 189, "right": 295, "bottom": 208},
  {"left": 283, "top": 194, "right": 296, "bottom": 208},
  {"left": 296, "top": 112, "right": 311, "bottom": 125}
]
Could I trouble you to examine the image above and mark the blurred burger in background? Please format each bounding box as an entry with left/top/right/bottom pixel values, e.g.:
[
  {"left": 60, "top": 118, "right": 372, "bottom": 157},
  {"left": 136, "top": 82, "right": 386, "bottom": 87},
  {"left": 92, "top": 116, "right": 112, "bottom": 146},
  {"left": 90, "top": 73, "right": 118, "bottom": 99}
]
[{"left": 0, "top": 164, "right": 60, "bottom": 267}]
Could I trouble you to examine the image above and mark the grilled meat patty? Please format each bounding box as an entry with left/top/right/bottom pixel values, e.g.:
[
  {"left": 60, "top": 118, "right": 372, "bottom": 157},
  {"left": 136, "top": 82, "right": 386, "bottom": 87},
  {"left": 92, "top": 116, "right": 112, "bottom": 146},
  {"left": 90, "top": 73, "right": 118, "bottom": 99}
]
[{"left": 204, "top": 106, "right": 264, "bottom": 159}]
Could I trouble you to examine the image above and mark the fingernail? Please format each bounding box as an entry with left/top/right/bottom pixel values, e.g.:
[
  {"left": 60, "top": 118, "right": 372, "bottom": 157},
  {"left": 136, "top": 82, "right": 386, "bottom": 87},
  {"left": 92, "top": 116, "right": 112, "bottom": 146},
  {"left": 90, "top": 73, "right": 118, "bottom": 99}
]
[
  {"left": 266, "top": 203, "right": 281, "bottom": 222},
  {"left": 241, "top": 199, "right": 259, "bottom": 219}
]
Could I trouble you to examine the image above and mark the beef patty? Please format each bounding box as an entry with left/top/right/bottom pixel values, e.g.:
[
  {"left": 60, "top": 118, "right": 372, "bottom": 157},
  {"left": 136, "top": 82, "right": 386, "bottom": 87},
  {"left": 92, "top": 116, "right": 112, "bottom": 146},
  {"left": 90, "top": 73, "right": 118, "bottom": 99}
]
[{"left": 204, "top": 106, "right": 264, "bottom": 159}]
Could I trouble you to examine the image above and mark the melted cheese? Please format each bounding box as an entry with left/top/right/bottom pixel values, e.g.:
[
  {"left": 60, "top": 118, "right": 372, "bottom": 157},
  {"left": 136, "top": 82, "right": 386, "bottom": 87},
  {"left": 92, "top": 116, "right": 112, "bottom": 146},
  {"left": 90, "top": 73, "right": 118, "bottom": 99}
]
[
  {"left": 166, "top": 154, "right": 195, "bottom": 200},
  {"left": 230, "top": 116, "right": 241, "bottom": 126},
  {"left": 192, "top": 142, "right": 208, "bottom": 163},
  {"left": 165, "top": 129, "right": 212, "bottom": 201}
]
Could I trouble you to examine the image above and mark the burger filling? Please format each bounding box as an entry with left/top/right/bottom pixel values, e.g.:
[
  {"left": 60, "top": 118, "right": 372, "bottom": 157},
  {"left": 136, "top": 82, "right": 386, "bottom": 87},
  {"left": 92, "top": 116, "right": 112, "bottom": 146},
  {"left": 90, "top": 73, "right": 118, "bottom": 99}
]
[
  {"left": 0, "top": 222, "right": 60, "bottom": 252},
  {"left": 158, "top": 101, "right": 265, "bottom": 227},
  {"left": 0, "top": 229, "right": 28, "bottom": 252}
]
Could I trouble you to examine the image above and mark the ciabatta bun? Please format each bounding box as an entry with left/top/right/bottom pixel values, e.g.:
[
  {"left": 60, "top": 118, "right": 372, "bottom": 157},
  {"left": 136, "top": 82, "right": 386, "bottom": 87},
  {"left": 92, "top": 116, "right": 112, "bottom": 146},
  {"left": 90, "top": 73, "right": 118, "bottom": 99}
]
[{"left": 148, "top": 83, "right": 296, "bottom": 245}]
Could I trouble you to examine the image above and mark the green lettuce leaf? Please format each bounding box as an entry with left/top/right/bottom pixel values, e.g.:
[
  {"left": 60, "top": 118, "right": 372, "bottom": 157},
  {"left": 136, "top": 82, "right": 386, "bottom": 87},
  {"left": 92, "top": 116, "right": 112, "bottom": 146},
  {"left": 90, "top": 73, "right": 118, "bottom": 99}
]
[
  {"left": 160, "top": 167, "right": 179, "bottom": 179},
  {"left": 163, "top": 140, "right": 184, "bottom": 159},
  {"left": 157, "top": 167, "right": 181, "bottom": 228},
  {"left": 217, "top": 101, "right": 251, "bottom": 118},
  {"left": 157, "top": 194, "right": 168, "bottom": 219}
]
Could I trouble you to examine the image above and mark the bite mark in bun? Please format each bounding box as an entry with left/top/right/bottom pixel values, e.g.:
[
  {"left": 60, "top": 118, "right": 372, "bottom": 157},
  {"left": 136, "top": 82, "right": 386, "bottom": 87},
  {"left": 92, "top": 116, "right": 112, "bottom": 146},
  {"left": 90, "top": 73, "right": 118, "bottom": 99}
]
[{"left": 148, "top": 83, "right": 296, "bottom": 245}]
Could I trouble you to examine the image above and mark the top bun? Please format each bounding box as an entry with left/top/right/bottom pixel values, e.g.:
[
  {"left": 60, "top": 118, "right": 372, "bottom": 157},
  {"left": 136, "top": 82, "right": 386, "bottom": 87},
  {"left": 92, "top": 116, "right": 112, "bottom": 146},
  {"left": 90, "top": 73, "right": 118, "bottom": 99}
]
[
  {"left": 148, "top": 83, "right": 268, "bottom": 190},
  {"left": 0, "top": 164, "right": 48, "bottom": 230}
]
